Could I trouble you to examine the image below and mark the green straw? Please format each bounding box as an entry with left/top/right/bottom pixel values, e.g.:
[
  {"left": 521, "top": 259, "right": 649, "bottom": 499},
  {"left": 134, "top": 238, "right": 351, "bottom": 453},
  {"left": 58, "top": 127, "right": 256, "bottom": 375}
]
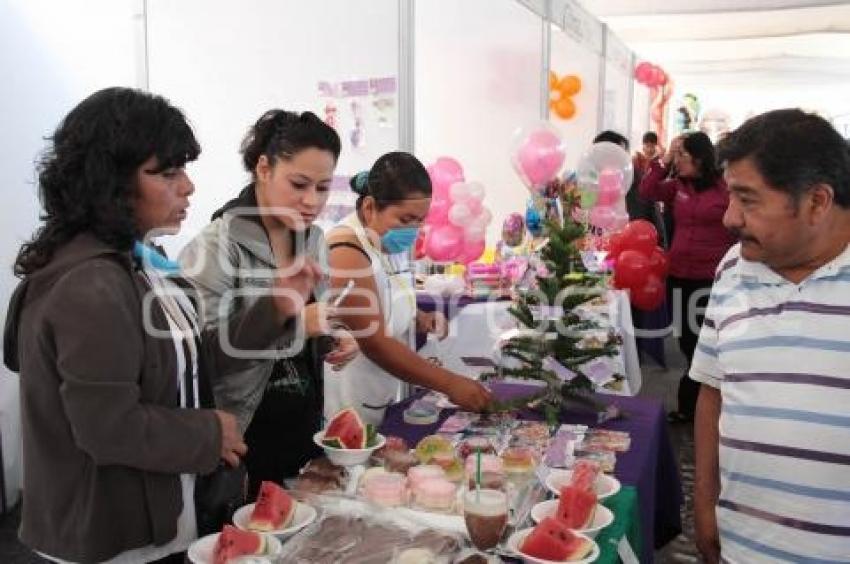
[{"left": 476, "top": 448, "right": 482, "bottom": 502}]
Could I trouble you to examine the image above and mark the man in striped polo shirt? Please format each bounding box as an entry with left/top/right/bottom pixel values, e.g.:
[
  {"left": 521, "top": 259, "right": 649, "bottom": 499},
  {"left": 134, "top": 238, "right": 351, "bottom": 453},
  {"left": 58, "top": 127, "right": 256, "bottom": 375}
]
[{"left": 691, "top": 109, "right": 850, "bottom": 563}]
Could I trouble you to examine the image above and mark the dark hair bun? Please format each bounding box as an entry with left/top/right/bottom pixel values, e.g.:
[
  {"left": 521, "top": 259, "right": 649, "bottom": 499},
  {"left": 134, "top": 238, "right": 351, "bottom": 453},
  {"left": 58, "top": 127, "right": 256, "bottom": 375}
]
[{"left": 349, "top": 170, "right": 370, "bottom": 195}]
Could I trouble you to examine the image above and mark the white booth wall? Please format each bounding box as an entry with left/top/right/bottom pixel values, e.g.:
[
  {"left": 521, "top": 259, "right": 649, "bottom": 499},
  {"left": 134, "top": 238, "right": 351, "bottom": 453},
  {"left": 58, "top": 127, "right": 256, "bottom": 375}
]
[
  {"left": 147, "top": 0, "right": 402, "bottom": 255},
  {"left": 0, "top": 0, "right": 145, "bottom": 509},
  {"left": 601, "top": 31, "right": 633, "bottom": 139},
  {"left": 548, "top": 3, "right": 603, "bottom": 173},
  {"left": 630, "top": 85, "right": 652, "bottom": 149},
  {"left": 414, "top": 0, "right": 543, "bottom": 244}
]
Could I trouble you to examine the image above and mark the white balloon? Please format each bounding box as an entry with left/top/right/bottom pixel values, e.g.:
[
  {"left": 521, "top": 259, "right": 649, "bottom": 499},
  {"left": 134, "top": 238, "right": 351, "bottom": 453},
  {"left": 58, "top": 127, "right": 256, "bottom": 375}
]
[
  {"left": 448, "top": 203, "right": 472, "bottom": 226},
  {"left": 465, "top": 224, "right": 486, "bottom": 241},
  {"left": 449, "top": 182, "right": 470, "bottom": 203},
  {"left": 576, "top": 141, "right": 634, "bottom": 193},
  {"left": 466, "top": 182, "right": 486, "bottom": 201},
  {"left": 479, "top": 207, "right": 493, "bottom": 226}
]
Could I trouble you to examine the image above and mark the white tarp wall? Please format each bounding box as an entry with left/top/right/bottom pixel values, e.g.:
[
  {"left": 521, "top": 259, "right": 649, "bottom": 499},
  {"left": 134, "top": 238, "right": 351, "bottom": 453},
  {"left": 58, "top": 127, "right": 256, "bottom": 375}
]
[
  {"left": 548, "top": 0, "right": 605, "bottom": 172},
  {"left": 414, "top": 0, "right": 543, "bottom": 244},
  {"left": 602, "top": 30, "right": 633, "bottom": 139}
]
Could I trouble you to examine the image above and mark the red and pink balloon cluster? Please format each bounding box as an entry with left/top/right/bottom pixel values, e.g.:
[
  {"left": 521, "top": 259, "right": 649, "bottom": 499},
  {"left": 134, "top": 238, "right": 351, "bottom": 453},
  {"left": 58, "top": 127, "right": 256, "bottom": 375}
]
[
  {"left": 634, "top": 62, "right": 668, "bottom": 88},
  {"left": 605, "top": 220, "right": 669, "bottom": 311},
  {"left": 418, "top": 157, "right": 492, "bottom": 264}
]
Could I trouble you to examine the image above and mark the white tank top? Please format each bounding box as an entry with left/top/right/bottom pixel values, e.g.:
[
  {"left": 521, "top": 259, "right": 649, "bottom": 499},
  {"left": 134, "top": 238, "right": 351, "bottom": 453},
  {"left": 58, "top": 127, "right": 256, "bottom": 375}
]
[{"left": 323, "top": 213, "right": 417, "bottom": 426}]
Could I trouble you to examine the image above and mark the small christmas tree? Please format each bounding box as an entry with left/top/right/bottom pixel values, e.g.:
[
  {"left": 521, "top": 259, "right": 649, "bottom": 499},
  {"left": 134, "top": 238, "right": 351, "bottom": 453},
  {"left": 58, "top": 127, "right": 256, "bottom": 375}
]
[{"left": 484, "top": 189, "right": 623, "bottom": 426}]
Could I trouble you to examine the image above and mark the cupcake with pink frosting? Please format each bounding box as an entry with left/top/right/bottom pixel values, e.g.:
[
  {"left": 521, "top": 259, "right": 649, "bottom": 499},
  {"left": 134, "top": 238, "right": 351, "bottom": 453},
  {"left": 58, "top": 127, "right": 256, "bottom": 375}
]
[
  {"left": 362, "top": 472, "right": 407, "bottom": 507},
  {"left": 407, "top": 464, "right": 446, "bottom": 489},
  {"left": 412, "top": 477, "right": 457, "bottom": 511}
]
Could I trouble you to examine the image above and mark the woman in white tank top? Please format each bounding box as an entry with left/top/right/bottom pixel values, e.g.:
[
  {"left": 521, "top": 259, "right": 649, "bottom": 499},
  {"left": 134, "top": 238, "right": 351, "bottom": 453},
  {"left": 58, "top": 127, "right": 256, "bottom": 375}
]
[{"left": 324, "top": 152, "right": 492, "bottom": 426}]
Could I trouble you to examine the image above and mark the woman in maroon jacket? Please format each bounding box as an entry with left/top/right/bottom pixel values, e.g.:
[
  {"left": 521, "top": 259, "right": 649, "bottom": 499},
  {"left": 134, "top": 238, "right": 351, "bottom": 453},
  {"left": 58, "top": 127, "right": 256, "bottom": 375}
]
[{"left": 640, "top": 131, "right": 736, "bottom": 422}]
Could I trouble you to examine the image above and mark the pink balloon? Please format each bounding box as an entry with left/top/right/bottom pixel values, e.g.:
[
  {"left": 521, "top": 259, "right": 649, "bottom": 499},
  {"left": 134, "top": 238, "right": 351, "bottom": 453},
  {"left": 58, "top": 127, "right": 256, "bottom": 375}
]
[
  {"left": 425, "top": 197, "right": 450, "bottom": 226},
  {"left": 448, "top": 202, "right": 472, "bottom": 226},
  {"left": 428, "top": 157, "right": 465, "bottom": 194},
  {"left": 635, "top": 62, "right": 653, "bottom": 84},
  {"left": 458, "top": 238, "right": 486, "bottom": 264},
  {"left": 466, "top": 197, "right": 483, "bottom": 216},
  {"left": 611, "top": 208, "right": 630, "bottom": 231},
  {"left": 517, "top": 130, "right": 566, "bottom": 188},
  {"left": 589, "top": 205, "right": 617, "bottom": 230},
  {"left": 425, "top": 224, "right": 464, "bottom": 261},
  {"left": 596, "top": 169, "right": 624, "bottom": 207}
]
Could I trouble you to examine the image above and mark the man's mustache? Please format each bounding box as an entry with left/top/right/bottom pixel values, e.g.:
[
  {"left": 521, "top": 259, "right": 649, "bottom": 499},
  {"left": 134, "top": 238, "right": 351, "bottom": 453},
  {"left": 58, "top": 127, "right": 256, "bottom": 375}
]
[{"left": 728, "top": 227, "right": 757, "bottom": 243}]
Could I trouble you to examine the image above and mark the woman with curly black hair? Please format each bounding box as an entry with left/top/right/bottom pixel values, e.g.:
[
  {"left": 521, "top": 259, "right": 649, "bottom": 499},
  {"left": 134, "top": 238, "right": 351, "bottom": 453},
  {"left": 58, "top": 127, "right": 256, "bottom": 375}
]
[{"left": 3, "top": 87, "right": 322, "bottom": 563}]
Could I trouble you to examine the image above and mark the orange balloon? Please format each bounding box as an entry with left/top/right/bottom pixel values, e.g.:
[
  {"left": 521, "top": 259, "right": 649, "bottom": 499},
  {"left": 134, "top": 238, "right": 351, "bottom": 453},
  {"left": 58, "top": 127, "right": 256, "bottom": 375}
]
[
  {"left": 558, "top": 75, "right": 582, "bottom": 96},
  {"left": 549, "top": 70, "right": 559, "bottom": 90},
  {"left": 552, "top": 97, "right": 576, "bottom": 120}
]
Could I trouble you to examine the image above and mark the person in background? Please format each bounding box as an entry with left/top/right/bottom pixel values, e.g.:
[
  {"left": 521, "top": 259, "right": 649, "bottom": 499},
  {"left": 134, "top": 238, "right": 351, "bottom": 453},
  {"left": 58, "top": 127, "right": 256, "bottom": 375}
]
[
  {"left": 692, "top": 109, "right": 850, "bottom": 563},
  {"left": 324, "top": 152, "right": 492, "bottom": 425},
  {"left": 592, "top": 130, "right": 662, "bottom": 230},
  {"left": 179, "top": 109, "right": 358, "bottom": 498},
  {"left": 640, "top": 131, "right": 736, "bottom": 423},
  {"left": 633, "top": 131, "right": 664, "bottom": 177},
  {"left": 3, "top": 88, "right": 317, "bottom": 563}
]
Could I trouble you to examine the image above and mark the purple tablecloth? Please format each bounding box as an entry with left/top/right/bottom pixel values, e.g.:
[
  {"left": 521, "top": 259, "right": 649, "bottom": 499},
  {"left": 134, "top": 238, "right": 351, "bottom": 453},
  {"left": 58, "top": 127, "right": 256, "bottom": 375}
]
[{"left": 380, "top": 381, "right": 682, "bottom": 563}]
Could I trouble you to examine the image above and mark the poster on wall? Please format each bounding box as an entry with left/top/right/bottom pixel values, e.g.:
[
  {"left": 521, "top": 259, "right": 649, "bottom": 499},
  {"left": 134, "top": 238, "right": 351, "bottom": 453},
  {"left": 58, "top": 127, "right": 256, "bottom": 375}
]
[
  {"left": 318, "top": 76, "right": 397, "bottom": 152},
  {"left": 316, "top": 175, "right": 357, "bottom": 232}
]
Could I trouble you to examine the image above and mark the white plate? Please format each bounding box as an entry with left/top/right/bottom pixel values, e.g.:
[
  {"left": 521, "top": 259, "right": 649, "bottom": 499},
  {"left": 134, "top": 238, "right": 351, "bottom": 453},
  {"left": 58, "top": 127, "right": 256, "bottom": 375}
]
[
  {"left": 507, "top": 527, "right": 600, "bottom": 564},
  {"left": 529, "top": 500, "right": 614, "bottom": 538},
  {"left": 313, "top": 431, "right": 386, "bottom": 466},
  {"left": 232, "top": 501, "right": 317, "bottom": 538},
  {"left": 187, "top": 531, "right": 282, "bottom": 564},
  {"left": 544, "top": 469, "right": 621, "bottom": 500}
]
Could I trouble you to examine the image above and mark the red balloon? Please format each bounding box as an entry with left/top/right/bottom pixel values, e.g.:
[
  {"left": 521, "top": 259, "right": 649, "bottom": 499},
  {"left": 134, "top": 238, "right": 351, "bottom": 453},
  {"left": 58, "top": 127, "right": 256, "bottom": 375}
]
[
  {"left": 630, "top": 274, "right": 666, "bottom": 311},
  {"left": 635, "top": 62, "right": 653, "bottom": 84},
  {"left": 648, "top": 246, "right": 669, "bottom": 277},
  {"left": 620, "top": 220, "right": 658, "bottom": 255},
  {"left": 613, "top": 250, "right": 651, "bottom": 290},
  {"left": 414, "top": 227, "right": 428, "bottom": 260},
  {"left": 605, "top": 232, "right": 626, "bottom": 264}
]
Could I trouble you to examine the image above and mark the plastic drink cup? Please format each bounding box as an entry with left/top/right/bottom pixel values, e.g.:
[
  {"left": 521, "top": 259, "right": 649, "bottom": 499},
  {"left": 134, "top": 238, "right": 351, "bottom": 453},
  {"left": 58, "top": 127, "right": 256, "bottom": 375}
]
[{"left": 463, "top": 488, "right": 508, "bottom": 551}]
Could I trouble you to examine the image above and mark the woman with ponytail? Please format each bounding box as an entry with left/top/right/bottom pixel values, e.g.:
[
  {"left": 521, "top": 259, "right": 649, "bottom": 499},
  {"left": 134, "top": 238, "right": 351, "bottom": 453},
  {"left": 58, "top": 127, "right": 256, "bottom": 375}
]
[
  {"left": 179, "top": 109, "right": 358, "bottom": 497},
  {"left": 324, "top": 152, "right": 492, "bottom": 426}
]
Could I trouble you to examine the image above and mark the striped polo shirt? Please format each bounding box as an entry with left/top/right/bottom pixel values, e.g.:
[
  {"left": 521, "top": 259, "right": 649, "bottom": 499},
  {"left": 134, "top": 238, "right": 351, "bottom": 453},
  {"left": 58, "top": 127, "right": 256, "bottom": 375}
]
[{"left": 691, "top": 242, "right": 850, "bottom": 563}]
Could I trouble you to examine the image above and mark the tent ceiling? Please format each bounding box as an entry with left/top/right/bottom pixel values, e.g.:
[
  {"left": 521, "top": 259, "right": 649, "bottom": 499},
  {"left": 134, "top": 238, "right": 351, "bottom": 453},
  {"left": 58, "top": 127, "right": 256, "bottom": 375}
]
[{"left": 578, "top": 1, "right": 850, "bottom": 85}]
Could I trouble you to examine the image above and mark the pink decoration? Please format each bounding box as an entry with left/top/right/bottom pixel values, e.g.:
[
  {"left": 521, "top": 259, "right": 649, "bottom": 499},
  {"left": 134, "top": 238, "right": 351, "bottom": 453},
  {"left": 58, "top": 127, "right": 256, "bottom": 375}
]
[
  {"left": 425, "top": 224, "right": 464, "bottom": 262},
  {"left": 457, "top": 238, "right": 486, "bottom": 264},
  {"left": 596, "top": 169, "right": 624, "bottom": 207},
  {"left": 428, "top": 157, "right": 465, "bottom": 196},
  {"left": 512, "top": 126, "right": 566, "bottom": 191},
  {"left": 425, "top": 197, "right": 450, "bottom": 226},
  {"left": 466, "top": 197, "right": 483, "bottom": 215},
  {"left": 589, "top": 206, "right": 617, "bottom": 230}
]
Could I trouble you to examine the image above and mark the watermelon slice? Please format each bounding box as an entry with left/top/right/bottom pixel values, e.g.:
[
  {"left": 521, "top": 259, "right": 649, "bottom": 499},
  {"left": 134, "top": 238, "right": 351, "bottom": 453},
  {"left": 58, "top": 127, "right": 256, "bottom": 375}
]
[
  {"left": 214, "top": 525, "right": 265, "bottom": 564},
  {"left": 521, "top": 517, "right": 593, "bottom": 561},
  {"left": 248, "top": 481, "right": 296, "bottom": 531},
  {"left": 324, "top": 407, "right": 366, "bottom": 449},
  {"left": 570, "top": 459, "right": 601, "bottom": 493},
  {"left": 556, "top": 485, "right": 597, "bottom": 529}
]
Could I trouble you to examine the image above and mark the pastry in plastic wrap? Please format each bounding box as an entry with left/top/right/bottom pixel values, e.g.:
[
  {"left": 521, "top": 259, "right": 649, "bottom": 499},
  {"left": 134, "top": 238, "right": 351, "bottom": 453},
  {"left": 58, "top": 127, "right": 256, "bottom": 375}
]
[
  {"left": 456, "top": 437, "right": 496, "bottom": 460},
  {"left": 412, "top": 477, "right": 457, "bottom": 512},
  {"left": 384, "top": 449, "right": 420, "bottom": 474},
  {"left": 281, "top": 512, "right": 460, "bottom": 563}
]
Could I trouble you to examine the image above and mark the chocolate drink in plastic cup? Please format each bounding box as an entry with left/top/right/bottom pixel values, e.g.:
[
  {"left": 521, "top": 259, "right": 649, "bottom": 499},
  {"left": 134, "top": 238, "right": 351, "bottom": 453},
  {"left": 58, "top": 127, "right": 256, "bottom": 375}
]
[{"left": 463, "top": 488, "right": 508, "bottom": 551}]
